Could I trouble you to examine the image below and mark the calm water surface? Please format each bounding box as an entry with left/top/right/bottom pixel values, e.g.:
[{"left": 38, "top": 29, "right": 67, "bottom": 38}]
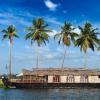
[{"left": 0, "top": 88, "right": 100, "bottom": 100}]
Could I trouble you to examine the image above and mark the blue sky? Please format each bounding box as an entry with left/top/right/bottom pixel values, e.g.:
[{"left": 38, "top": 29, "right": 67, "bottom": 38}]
[{"left": 0, "top": 0, "right": 100, "bottom": 74}]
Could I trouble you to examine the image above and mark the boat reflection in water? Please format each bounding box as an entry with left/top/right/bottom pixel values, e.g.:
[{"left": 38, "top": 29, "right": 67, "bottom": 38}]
[{"left": 0, "top": 88, "right": 100, "bottom": 100}]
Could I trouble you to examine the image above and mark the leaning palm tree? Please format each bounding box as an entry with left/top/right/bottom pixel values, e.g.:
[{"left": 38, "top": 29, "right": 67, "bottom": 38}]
[
  {"left": 75, "top": 22, "right": 100, "bottom": 68},
  {"left": 25, "top": 18, "right": 51, "bottom": 69},
  {"left": 54, "top": 22, "right": 78, "bottom": 68},
  {"left": 2, "top": 25, "right": 19, "bottom": 79}
]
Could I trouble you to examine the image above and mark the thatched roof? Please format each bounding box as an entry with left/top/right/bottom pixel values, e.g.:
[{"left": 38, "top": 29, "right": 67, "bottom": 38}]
[{"left": 22, "top": 68, "right": 100, "bottom": 76}]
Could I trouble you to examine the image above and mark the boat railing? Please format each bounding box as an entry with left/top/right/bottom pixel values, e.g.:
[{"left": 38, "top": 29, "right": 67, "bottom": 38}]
[{"left": 15, "top": 79, "right": 47, "bottom": 83}]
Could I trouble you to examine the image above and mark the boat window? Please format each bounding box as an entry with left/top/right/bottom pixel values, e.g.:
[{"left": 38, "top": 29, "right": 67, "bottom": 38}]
[
  {"left": 53, "top": 75, "right": 60, "bottom": 83},
  {"left": 98, "top": 75, "right": 100, "bottom": 78},
  {"left": 66, "top": 74, "right": 75, "bottom": 83},
  {"left": 80, "top": 75, "right": 88, "bottom": 83}
]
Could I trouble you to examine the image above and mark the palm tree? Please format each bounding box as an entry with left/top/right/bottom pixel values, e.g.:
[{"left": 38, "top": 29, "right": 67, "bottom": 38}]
[
  {"left": 54, "top": 22, "right": 78, "bottom": 68},
  {"left": 2, "top": 25, "right": 19, "bottom": 79},
  {"left": 25, "top": 18, "right": 51, "bottom": 69},
  {"left": 75, "top": 22, "right": 100, "bottom": 68}
]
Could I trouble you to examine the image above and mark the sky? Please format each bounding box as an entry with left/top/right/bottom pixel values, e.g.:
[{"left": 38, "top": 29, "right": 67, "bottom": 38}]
[{"left": 0, "top": 0, "right": 100, "bottom": 74}]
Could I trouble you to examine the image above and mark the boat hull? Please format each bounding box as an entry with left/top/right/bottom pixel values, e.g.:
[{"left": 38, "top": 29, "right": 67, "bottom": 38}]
[
  {"left": 2, "top": 78, "right": 100, "bottom": 88},
  {"left": 9, "top": 82, "right": 100, "bottom": 88}
]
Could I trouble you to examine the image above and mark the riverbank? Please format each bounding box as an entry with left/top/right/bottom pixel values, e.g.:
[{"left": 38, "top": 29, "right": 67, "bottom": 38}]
[
  {"left": 0, "top": 79, "right": 14, "bottom": 89},
  {"left": 0, "top": 79, "right": 6, "bottom": 88}
]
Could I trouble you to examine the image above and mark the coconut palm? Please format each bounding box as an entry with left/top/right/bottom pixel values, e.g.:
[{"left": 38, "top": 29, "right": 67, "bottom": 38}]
[
  {"left": 54, "top": 22, "right": 78, "bottom": 68},
  {"left": 25, "top": 18, "right": 51, "bottom": 69},
  {"left": 2, "top": 25, "right": 19, "bottom": 79},
  {"left": 75, "top": 22, "right": 100, "bottom": 68}
]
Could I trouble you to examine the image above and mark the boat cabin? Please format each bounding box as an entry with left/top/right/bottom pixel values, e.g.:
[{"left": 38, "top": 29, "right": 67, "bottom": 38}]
[{"left": 16, "top": 68, "right": 100, "bottom": 83}]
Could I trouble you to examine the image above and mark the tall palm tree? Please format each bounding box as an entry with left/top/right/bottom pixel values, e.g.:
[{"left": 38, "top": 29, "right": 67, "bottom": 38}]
[
  {"left": 75, "top": 22, "right": 100, "bottom": 68},
  {"left": 2, "top": 25, "right": 19, "bottom": 79},
  {"left": 25, "top": 18, "right": 51, "bottom": 69},
  {"left": 54, "top": 22, "right": 78, "bottom": 68}
]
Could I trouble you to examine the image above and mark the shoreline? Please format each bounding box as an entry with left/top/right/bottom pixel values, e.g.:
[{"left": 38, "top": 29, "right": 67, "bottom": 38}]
[
  {"left": 0, "top": 79, "right": 6, "bottom": 88},
  {"left": 0, "top": 79, "right": 4, "bottom": 88}
]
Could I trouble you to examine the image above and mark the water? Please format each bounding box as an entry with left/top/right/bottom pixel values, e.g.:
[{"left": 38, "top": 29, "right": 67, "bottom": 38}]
[{"left": 0, "top": 88, "right": 100, "bottom": 100}]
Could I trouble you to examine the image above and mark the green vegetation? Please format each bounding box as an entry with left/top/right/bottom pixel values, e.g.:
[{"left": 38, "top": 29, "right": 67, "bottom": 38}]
[
  {"left": 0, "top": 79, "right": 10, "bottom": 89},
  {"left": 0, "top": 79, "right": 5, "bottom": 88},
  {"left": 0, "top": 84, "right": 10, "bottom": 89},
  {"left": 0, "top": 84, "right": 5, "bottom": 88}
]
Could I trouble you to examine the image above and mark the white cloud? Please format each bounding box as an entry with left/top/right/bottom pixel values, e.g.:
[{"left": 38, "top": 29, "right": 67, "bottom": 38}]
[
  {"left": 44, "top": 54, "right": 54, "bottom": 59},
  {"left": 0, "top": 9, "right": 33, "bottom": 27},
  {"left": 0, "top": 19, "right": 11, "bottom": 25},
  {"left": 48, "top": 30, "right": 58, "bottom": 37},
  {"left": 44, "top": 0, "right": 59, "bottom": 11},
  {"left": 25, "top": 45, "right": 31, "bottom": 49},
  {"left": 44, "top": 16, "right": 62, "bottom": 25},
  {"left": 18, "top": 19, "right": 31, "bottom": 27},
  {"left": 72, "top": 28, "right": 81, "bottom": 34}
]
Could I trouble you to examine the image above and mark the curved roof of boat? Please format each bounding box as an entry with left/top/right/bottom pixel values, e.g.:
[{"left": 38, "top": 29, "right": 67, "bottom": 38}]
[{"left": 22, "top": 68, "right": 100, "bottom": 76}]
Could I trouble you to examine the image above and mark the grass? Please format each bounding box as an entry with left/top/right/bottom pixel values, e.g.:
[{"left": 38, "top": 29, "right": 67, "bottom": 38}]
[
  {"left": 0, "top": 79, "right": 4, "bottom": 88},
  {"left": 0, "top": 79, "right": 12, "bottom": 89},
  {"left": 0, "top": 79, "right": 9, "bottom": 89},
  {"left": 0, "top": 79, "right": 3, "bottom": 85},
  {"left": 0, "top": 84, "right": 4, "bottom": 88}
]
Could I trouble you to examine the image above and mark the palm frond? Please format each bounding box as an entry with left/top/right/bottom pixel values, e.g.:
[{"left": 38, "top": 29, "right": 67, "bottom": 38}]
[
  {"left": 2, "top": 34, "right": 8, "bottom": 41},
  {"left": 26, "top": 27, "right": 34, "bottom": 31},
  {"left": 26, "top": 18, "right": 51, "bottom": 46},
  {"left": 76, "top": 22, "right": 100, "bottom": 53},
  {"left": 2, "top": 25, "right": 18, "bottom": 43},
  {"left": 54, "top": 33, "right": 62, "bottom": 40},
  {"left": 13, "top": 34, "right": 19, "bottom": 38},
  {"left": 25, "top": 33, "right": 32, "bottom": 40},
  {"left": 2, "top": 29, "right": 8, "bottom": 33},
  {"left": 78, "top": 26, "right": 83, "bottom": 33},
  {"left": 41, "top": 24, "right": 48, "bottom": 29}
]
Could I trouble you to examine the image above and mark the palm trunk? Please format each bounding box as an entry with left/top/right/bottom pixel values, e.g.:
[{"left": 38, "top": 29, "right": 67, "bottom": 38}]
[
  {"left": 36, "top": 44, "right": 39, "bottom": 69},
  {"left": 36, "top": 44, "right": 39, "bottom": 81},
  {"left": 61, "top": 46, "right": 67, "bottom": 68},
  {"left": 6, "top": 64, "right": 9, "bottom": 77},
  {"left": 9, "top": 43, "right": 12, "bottom": 79},
  {"left": 84, "top": 53, "right": 87, "bottom": 69}
]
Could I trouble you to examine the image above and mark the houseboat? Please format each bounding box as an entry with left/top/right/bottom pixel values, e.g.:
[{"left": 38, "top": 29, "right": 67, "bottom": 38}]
[{"left": 2, "top": 68, "right": 100, "bottom": 88}]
